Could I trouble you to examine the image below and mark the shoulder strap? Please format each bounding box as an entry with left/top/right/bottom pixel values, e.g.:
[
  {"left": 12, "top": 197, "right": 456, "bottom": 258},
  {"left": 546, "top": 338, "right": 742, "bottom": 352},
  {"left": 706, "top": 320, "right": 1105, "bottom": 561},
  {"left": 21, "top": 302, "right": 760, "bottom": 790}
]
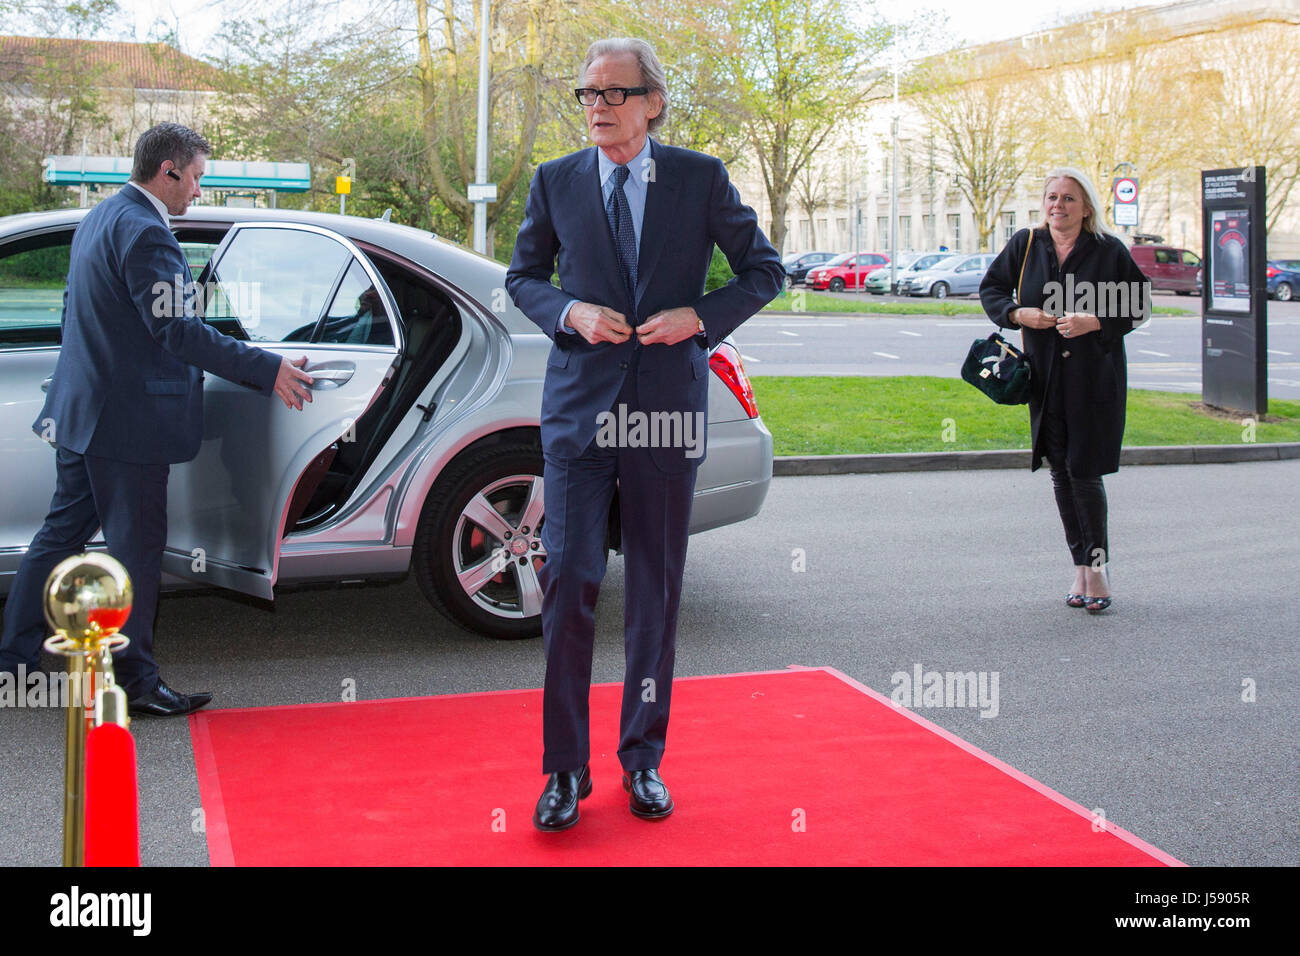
[{"left": 1016, "top": 228, "right": 1034, "bottom": 303}]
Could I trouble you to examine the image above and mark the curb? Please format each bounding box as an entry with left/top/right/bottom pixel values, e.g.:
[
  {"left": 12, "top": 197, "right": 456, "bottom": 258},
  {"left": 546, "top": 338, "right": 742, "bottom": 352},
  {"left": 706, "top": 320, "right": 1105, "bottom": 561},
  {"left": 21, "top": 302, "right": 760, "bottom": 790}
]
[{"left": 774, "top": 442, "right": 1300, "bottom": 476}]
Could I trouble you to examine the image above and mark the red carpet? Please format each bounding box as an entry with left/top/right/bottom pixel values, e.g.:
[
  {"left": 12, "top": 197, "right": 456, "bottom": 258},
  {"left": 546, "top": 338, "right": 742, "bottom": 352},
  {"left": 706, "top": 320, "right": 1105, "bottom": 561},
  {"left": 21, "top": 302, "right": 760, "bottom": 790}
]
[{"left": 189, "top": 667, "right": 1181, "bottom": 866}]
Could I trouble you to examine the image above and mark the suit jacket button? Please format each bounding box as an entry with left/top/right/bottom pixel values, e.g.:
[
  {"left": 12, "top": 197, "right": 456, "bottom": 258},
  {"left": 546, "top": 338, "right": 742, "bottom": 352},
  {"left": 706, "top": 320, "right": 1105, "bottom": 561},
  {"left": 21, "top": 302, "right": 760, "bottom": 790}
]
[
  {"left": 619, "top": 361, "right": 629, "bottom": 370},
  {"left": 1061, "top": 350, "right": 1071, "bottom": 358}
]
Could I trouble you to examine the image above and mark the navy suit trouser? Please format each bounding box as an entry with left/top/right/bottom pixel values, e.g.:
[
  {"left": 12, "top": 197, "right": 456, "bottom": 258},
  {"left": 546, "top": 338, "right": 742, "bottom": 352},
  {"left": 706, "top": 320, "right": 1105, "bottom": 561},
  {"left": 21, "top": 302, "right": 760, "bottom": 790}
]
[
  {"left": 539, "top": 366, "right": 697, "bottom": 774},
  {"left": 0, "top": 447, "right": 167, "bottom": 697}
]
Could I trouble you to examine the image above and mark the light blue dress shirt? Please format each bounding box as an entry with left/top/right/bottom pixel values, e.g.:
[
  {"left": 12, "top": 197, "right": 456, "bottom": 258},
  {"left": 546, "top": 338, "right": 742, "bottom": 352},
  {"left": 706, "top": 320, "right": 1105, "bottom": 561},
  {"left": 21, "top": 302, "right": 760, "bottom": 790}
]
[{"left": 559, "top": 137, "right": 653, "bottom": 333}]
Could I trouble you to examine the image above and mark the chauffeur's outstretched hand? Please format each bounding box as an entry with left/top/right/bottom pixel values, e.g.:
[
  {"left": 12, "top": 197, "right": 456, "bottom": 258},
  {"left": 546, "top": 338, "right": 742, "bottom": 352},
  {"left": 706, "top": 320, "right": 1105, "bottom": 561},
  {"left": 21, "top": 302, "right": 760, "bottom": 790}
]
[
  {"left": 637, "top": 306, "right": 701, "bottom": 346},
  {"left": 569, "top": 301, "right": 633, "bottom": 345},
  {"left": 275, "top": 355, "right": 314, "bottom": 410}
]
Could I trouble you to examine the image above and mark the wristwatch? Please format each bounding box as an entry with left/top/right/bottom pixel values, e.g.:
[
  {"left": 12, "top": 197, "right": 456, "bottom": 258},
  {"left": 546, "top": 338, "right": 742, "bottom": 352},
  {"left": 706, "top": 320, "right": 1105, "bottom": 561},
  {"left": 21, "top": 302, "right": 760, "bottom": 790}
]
[{"left": 697, "top": 317, "right": 705, "bottom": 335}]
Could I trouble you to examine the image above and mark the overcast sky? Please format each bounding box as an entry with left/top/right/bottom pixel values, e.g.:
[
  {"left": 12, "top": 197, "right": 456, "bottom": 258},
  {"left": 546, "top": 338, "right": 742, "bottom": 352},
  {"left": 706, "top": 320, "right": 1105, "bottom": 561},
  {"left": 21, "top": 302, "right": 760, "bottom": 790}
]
[{"left": 123, "top": 0, "right": 1178, "bottom": 57}]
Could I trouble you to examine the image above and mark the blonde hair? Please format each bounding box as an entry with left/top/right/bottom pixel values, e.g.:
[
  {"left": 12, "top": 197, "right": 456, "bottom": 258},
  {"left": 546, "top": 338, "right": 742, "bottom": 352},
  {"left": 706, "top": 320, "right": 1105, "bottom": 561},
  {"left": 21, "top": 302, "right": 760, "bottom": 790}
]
[{"left": 1037, "top": 166, "right": 1115, "bottom": 238}]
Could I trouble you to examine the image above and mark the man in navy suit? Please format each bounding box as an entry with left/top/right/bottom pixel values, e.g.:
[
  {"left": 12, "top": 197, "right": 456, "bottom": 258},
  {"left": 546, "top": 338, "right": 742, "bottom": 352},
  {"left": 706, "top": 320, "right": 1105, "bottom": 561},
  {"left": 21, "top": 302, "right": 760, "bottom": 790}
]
[
  {"left": 0, "top": 123, "right": 314, "bottom": 716},
  {"left": 506, "top": 38, "right": 783, "bottom": 830}
]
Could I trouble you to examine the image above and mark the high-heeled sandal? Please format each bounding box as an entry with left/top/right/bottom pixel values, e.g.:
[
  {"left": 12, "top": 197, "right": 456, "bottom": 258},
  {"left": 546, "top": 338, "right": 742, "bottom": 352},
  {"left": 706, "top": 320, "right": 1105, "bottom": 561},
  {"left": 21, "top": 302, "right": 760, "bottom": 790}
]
[
  {"left": 1066, "top": 593, "right": 1086, "bottom": 608},
  {"left": 1084, "top": 595, "right": 1112, "bottom": 613}
]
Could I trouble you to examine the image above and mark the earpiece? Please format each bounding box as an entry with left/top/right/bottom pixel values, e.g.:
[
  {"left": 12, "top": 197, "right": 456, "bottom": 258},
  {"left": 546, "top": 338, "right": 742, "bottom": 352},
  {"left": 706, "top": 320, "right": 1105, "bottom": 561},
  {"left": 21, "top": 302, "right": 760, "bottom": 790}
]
[{"left": 165, "top": 168, "right": 181, "bottom": 181}]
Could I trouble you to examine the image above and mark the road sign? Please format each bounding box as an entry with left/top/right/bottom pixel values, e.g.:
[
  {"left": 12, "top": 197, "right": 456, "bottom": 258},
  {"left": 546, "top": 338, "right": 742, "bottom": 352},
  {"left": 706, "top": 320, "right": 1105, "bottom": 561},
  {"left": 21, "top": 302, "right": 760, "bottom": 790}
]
[
  {"left": 1113, "top": 177, "right": 1139, "bottom": 226},
  {"left": 467, "top": 183, "right": 497, "bottom": 203},
  {"left": 335, "top": 176, "right": 352, "bottom": 195}
]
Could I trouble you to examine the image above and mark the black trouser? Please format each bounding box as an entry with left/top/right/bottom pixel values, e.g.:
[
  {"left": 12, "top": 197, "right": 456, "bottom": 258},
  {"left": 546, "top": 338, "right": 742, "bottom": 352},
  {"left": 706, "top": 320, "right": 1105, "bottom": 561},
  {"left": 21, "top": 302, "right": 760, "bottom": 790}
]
[{"left": 1040, "top": 386, "right": 1109, "bottom": 569}]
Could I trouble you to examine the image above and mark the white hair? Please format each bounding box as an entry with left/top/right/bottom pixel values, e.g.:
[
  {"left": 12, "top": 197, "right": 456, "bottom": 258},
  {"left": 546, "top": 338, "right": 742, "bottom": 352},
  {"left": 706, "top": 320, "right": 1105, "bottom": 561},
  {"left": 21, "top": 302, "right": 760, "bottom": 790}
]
[
  {"left": 580, "top": 37, "right": 669, "bottom": 133},
  {"left": 1038, "top": 166, "right": 1116, "bottom": 238}
]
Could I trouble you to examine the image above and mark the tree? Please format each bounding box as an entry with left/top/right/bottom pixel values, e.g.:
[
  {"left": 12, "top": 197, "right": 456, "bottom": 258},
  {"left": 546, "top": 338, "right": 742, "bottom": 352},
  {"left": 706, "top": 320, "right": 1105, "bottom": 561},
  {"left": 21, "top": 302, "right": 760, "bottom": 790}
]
[
  {"left": 1196, "top": 22, "right": 1300, "bottom": 235},
  {"left": 911, "top": 52, "right": 1047, "bottom": 252},
  {"left": 722, "top": 0, "right": 892, "bottom": 254}
]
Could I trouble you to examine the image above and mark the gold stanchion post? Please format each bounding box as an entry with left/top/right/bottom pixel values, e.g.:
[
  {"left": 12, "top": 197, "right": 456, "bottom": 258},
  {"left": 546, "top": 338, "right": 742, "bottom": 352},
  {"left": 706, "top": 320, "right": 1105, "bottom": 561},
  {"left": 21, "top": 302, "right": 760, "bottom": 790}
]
[{"left": 40, "top": 553, "right": 132, "bottom": 867}]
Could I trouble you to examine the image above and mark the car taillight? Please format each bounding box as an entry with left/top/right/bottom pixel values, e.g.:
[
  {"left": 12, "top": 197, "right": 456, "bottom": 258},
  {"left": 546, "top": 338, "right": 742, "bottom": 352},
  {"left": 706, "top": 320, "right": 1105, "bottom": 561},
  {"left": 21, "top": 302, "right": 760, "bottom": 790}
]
[
  {"left": 709, "top": 341, "right": 759, "bottom": 419},
  {"left": 1267, "top": 266, "right": 1278, "bottom": 278}
]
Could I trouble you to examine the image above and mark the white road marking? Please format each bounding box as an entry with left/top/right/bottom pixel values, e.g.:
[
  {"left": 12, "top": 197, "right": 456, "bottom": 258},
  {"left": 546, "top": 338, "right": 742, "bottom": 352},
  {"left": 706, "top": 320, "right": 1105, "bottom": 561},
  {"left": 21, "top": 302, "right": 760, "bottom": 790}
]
[
  {"left": 778, "top": 330, "right": 800, "bottom": 337},
  {"left": 873, "top": 351, "right": 900, "bottom": 359},
  {"left": 936, "top": 321, "right": 992, "bottom": 327},
  {"left": 735, "top": 342, "right": 804, "bottom": 347},
  {"left": 898, "top": 330, "right": 923, "bottom": 337},
  {"left": 1138, "top": 349, "right": 1171, "bottom": 357},
  {"left": 1133, "top": 330, "right": 1151, "bottom": 335},
  {"left": 1267, "top": 349, "right": 1292, "bottom": 356},
  {"left": 741, "top": 354, "right": 760, "bottom": 363}
]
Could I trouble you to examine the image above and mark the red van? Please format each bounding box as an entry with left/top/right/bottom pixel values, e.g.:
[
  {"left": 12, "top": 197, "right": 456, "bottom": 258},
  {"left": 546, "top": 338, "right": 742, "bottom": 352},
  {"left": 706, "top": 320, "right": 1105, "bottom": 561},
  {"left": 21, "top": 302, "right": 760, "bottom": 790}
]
[{"left": 1129, "top": 244, "right": 1202, "bottom": 296}]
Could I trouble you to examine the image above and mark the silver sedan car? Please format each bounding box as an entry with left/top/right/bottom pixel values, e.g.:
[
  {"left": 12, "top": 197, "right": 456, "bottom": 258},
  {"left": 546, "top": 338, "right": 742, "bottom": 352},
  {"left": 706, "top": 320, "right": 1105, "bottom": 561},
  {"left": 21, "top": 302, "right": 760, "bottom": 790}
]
[{"left": 0, "top": 206, "right": 773, "bottom": 639}]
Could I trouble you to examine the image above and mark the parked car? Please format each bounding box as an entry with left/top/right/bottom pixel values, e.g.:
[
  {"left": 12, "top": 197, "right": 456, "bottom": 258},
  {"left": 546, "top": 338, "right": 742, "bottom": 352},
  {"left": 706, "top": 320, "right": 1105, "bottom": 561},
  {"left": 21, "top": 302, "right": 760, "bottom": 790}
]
[
  {"left": 1267, "top": 260, "right": 1300, "bottom": 301},
  {"left": 806, "top": 252, "right": 889, "bottom": 291},
  {"left": 1128, "top": 244, "right": 1202, "bottom": 295},
  {"left": 863, "top": 252, "right": 951, "bottom": 294},
  {"left": 897, "top": 253, "right": 995, "bottom": 298},
  {"left": 782, "top": 250, "right": 838, "bottom": 286},
  {"left": 0, "top": 206, "right": 773, "bottom": 640}
]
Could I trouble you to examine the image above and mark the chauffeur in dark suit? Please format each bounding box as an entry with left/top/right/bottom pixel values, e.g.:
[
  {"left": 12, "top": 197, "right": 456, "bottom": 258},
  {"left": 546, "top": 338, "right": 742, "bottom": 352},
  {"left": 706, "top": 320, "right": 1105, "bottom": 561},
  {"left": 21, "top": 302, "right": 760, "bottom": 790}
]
[
  {"left": 506, "top": 38, "right": 783, "bottom": 830},
  {"left": 0, "top": 123, "right": 314, "bottom": 716}
]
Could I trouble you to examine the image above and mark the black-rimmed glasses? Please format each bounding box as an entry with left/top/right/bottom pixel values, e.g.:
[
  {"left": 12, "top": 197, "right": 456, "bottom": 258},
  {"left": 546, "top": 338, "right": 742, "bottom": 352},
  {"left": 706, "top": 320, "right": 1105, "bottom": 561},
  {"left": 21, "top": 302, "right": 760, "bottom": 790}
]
[{"left": 574, "top": 87, "right": 649, "bottom": 107}]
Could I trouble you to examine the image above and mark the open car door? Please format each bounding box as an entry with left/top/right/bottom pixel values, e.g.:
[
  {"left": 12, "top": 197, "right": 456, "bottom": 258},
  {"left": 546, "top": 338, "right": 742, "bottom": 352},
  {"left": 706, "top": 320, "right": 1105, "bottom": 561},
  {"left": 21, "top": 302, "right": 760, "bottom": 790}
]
[{"left": 160, "top": 222, "right": 403, "bottom": 599}]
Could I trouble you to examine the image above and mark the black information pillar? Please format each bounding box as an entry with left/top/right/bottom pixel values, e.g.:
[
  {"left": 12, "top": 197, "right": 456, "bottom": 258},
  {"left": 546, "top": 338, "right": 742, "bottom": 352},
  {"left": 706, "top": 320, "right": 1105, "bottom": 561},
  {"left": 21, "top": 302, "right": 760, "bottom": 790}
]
[{"left": 1201, "top": 166, "right": 1267, "bottom": 415}]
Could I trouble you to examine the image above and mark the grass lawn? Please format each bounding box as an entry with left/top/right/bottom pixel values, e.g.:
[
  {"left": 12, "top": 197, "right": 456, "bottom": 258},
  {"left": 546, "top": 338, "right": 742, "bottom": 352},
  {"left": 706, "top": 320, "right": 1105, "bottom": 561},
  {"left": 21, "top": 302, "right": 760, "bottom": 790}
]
[
  {"left": 761, "top": 289, "right": 1192, "bottom": 317},
  {"left": 751, "top": 375, "right": 1300, "bottom": 456}
]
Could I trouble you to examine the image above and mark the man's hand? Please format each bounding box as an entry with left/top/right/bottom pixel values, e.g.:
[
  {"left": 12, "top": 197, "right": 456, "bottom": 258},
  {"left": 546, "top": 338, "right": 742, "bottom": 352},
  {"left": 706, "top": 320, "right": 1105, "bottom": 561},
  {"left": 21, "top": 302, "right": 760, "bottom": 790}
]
[
  {"left": 275, "top": 356, "right": 314, "bottom": 410},
  {"left": 637, "top": 307, "right": 702, "bottom": 346},
  {"left": 567, "top": 302, "right": 632, "bottom": 345}
]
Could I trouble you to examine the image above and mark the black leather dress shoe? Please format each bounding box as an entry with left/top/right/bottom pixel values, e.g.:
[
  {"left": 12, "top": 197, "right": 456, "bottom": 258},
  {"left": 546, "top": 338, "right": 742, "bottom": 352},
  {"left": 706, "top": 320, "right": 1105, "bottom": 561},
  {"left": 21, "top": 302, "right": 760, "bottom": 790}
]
[
  {"left": 623, "top": 768, "right": 673, "bottom": 819},
  {"left": 533, "top": 765, "right": 592, "bottom": 831},
  {"left": 127, "top": 680, "right": 212, "bottom": 717}
]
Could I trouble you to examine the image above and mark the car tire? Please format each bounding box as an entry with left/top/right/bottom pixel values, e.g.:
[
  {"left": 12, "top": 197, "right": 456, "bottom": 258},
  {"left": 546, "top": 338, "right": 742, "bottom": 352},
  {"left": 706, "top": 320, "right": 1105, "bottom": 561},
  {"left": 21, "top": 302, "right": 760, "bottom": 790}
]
[
  {"left": 1277, "top": 282, "right": 1294, "bottom": 302},
  {"left": 931, "top": 282, "right": 949, "bottom": 299},
  {"left": 829, "top": 277, "right": 845, "bottom": 292},
  {"left": 413, "top": 439, "right": 546, "bottom": 639}
]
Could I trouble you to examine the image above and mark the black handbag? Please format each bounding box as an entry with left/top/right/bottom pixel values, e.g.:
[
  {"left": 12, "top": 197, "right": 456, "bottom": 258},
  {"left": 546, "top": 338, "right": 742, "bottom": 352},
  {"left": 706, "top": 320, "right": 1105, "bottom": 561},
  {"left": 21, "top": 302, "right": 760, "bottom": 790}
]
[
  {"left": 963, "top": 229, "right": 1033, "bottom": 405},
  {"left": 961, "top": 332, "right": 1031, "bottom": 404}
]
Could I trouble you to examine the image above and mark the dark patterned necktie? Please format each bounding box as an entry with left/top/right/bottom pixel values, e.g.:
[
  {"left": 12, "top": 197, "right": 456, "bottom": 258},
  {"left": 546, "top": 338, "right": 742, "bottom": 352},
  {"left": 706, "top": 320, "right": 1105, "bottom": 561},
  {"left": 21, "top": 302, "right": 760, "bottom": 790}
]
[{"left": 606, "top": 164, "right": 638, "bottom": 304}]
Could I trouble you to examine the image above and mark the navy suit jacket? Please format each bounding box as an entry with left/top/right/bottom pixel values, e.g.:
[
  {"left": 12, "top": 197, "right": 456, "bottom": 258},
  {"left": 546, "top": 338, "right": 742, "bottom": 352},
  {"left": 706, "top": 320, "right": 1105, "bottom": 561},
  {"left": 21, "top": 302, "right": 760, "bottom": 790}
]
[
  {"left": 506, "top": 139, "right": 783, "bottom": 471},
  {"left": 36, "top": 186, "right": 281, "bottom": 465}
]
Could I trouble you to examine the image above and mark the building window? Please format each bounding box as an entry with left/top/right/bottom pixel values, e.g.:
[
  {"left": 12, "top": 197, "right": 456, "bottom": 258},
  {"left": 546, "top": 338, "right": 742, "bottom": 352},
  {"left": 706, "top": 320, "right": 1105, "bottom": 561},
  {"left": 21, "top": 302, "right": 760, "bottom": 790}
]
[
  {"left": 837, "top": 217, "right": 849, "bottom": 246},
  {"left": 800, "top": 220, "right": 812, "bottom": 249},
  {"left": 899, "top": 215, "right": 912, "bottom": 249},
  {"left": 923, "top": 214, "right": 935, "bottom": 247},
  {"left": 877, "top": 216, "right": 889, "bottom": 248},
  {"left": 947, "top": 214, "right": 961, "bottom": 251},
  {"left": 1002, "top": 211, "right": 1016, "bottom": 245},
  {"left": 817, "top": 219, "right": 829, "bottom": 247}
]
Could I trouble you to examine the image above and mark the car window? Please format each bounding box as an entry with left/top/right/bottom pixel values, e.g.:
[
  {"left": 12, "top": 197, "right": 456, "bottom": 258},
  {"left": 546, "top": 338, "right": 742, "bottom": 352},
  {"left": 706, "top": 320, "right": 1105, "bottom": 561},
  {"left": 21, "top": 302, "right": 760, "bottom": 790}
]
[
  {"left": 1154, "top": 250, "right": 1173, "bottom": 264},
  {"left": 180, "top": 240, "right": 221, "bottom": 278},
  {"left": 1181, "top": 251, "right": 1201, "bottom": 267},
  {"left": 205, "top": 228, "right": 353, "bottom": 342},
  {"left": 0, "top": 231, "right": 72, "bottom": 349},
  {"left": 317, "top": 260, "right": 394, "bottom": 346}
]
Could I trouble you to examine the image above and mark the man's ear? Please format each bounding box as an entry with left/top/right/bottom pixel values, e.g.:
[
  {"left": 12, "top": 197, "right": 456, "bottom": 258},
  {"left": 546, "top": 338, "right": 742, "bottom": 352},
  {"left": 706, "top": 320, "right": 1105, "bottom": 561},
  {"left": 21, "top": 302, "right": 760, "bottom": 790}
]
[{"left": 647, "top": 91, "right": 664, "bottom": 120}]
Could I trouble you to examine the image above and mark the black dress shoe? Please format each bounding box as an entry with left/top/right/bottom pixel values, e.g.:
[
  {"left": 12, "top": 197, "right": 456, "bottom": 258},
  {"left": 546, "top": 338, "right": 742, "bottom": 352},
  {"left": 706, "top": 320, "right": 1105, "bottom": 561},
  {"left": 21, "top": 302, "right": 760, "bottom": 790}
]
[
  {"left": 623, "top": 768, "right": 673, "bottom": 819},
  {"left": 127, "top": 679, "right": 212, "bottom": 717},
  {"left": 533, "top": 765, "right": 592, "bottom": 831}
]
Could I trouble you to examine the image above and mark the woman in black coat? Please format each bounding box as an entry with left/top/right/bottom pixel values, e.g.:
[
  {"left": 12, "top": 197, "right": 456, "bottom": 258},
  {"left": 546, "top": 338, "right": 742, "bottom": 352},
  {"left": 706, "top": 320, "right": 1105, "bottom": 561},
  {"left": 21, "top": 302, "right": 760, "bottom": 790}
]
[{"left": 979, "top": 167, "right": 1150, "bottom": 613}]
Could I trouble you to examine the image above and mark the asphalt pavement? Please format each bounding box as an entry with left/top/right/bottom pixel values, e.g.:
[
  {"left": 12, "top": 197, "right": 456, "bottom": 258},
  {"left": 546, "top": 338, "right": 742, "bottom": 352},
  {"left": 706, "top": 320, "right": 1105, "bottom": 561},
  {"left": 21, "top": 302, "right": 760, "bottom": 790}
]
[
  {"left": 2, "top": 459, "right": 1296, "bottom": 867},
  {"left": 741, "top": 293, "right": 1300, "bottom": 400}
]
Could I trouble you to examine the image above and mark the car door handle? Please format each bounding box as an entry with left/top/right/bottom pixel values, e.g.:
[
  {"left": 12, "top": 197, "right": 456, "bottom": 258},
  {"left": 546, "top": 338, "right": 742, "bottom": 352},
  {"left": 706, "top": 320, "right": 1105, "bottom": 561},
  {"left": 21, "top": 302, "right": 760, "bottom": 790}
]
[
  {"left": 41, "top": 376, "right": 53, "bottom": 392},
  {"left": 305, "top": 363, "right": 356, "bottom": 389}
]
